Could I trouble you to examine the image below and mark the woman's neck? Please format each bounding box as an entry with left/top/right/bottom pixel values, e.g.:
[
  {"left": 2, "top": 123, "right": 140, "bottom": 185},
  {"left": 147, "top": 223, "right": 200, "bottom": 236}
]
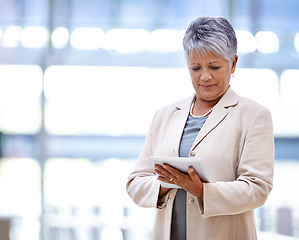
[{"left": 191, "top": 97, "right": 220, "bottom": 117}]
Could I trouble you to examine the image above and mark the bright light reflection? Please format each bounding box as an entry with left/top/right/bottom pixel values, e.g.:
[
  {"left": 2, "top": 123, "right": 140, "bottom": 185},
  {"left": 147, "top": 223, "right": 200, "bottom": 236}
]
[
  {"left": 280, "top": 69, "right": 299, "bottom": 104},
  {"left": 294, "top": 33, "right": 299, "bottom": 52},
  {"left": 17, "top": 218, "right": 40, "bottom": 240},
  {"left": 103, "top": 28, "right": 149, "bottom": 53},
  {"left": 0, "top": 158, "right": 41, "bottom": 217},
  {"left": 101, "top": 226, "right": 123, "bottom": 240},
  {"left": 21, "top": 26, "right": 49, "bottom": 48},
  {"left": 0, "top": 65, "right": 43, "bottom": 100},
  {"left": 230, "top": 68, "right": 278, "bottom": 106},
  {"left": 2, "top": 26, "right": 22, "bottom": 47},
  {"left": 255, "top": 31, "right": 279, "bottom": 53},
  {"left": 236, "top": 31, "right": 256, "bottom": 53},
  {"left": 44, "top": 159, "right": 95, "bottom": 207},
  {"left": 51, "top": 27, "right": 69, "bottom": 48},
  {"left": 0, "top": 65, "right": 43, "bottom": 133},
  {"left": 101, "top": 159, "right": 125, "bottom": 225},
  {"left": 44, "top": 66, "right": 192, "bottom": 135},
  {"left": 0, "top": 27, "right": 3, "bottom": 41},
  {"left": 0, "top": 100, "right": 41, "bottom": 134},
  {"left": 70, "top": 27, "right": 104, "bottom": 50},
  {"left": 147, "top": 29, "right": 184, "bottom": 52},
  {"left": 0, "top": 159, "right": 41, "bottom": 240},
  {"left": 268, "top": 161, "right": 299, "bottom": 207}
]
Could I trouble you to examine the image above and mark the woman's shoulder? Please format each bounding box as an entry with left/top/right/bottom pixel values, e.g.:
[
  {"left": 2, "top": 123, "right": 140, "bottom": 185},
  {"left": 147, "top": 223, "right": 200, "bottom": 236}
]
[
  {"left": 235, "top": 95, "right": 273, "bottom": 124},
  {"left": 224, "top": 88, "right": 272, "bottom": 121}
]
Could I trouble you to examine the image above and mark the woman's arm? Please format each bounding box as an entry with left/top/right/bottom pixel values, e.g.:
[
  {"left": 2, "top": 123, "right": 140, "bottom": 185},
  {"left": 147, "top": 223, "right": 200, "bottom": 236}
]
[
  {"left": 202, "top": 107, "right": 274, "bottom": 218},
  {"left": 126, "top": 111, "right": 171, "bottom": 208}
]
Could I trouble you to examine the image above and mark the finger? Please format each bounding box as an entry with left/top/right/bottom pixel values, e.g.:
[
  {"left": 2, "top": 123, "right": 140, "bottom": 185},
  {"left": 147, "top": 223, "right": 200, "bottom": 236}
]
[
  {"left": 154, "top": 164, "right": 171, "bottom": 176},
  {"left": 154, "top": 168, "right": 167, "bottom": 178},
  {"left": 155, "top": 164, "right": 171, "bottom": 173},
  {"left": 162, "top": 164, "right": 183, "bottom": 176},
  {"left": 188, "top": 167, "right": 201, "bottom": 182},
  {"left": 157, "top": 175, "right": 174, "bottom": 183},
  {"left": 154, "top": 165, "right": 173, "bottom": 181}
]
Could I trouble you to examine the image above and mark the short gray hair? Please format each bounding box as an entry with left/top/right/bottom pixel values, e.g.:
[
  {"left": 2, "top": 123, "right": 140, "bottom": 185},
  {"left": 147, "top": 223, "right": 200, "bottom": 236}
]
[{"left": 183, "top": 16, "right": 237, "bottom": 63}]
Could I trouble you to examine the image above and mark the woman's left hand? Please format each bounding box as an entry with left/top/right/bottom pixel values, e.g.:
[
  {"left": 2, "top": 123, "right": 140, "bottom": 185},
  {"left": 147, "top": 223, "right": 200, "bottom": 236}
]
[{"left": 154, "top": 164, "right": 203, "bottom": 197}]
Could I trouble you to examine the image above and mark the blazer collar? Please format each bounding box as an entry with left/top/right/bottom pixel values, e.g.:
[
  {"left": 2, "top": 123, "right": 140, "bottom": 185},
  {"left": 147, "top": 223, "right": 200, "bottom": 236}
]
[
  {"left": 173, "top": 87, "right": 239, "bottom": 152},
  {"left": 218, "top": 86, "right": 239, "bottom": 109},
  {"left": 191, "top": 87, "right": 239, "bottom": 150}
]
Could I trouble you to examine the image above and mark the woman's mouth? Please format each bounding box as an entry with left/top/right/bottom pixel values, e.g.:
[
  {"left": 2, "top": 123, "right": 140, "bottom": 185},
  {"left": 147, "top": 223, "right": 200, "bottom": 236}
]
[{"left": 200, "top": 84, "right": 216, "bottom": 89}]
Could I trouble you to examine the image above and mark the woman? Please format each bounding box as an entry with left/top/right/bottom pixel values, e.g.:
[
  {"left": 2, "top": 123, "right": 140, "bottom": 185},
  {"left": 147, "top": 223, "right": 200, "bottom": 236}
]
[{"left": 126, "top": 16, "right": 274, "bottom": 240}]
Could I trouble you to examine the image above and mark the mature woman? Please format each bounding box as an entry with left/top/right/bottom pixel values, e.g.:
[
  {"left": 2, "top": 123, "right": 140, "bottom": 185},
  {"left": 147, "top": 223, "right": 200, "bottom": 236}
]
[{"left": 126, "top": 16, "right": 274, "bottom": 240}]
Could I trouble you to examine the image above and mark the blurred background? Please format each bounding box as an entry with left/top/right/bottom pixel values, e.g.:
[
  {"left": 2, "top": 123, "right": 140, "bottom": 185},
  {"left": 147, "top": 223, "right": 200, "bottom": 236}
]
[{"left": 0, "top": 0, "right": 298, "bottom": 239}]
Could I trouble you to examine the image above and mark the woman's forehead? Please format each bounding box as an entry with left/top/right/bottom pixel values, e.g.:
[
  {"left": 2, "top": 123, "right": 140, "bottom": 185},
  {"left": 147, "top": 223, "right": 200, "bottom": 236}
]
[{"left": 188, "top": 50, "right": 228, "bottom": 63}]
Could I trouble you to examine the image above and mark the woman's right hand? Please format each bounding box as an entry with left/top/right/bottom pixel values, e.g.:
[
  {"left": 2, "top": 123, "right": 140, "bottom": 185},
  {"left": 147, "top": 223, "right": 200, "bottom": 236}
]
[{"left": 154, "top": 164, "right": 203, "bottom": 198}]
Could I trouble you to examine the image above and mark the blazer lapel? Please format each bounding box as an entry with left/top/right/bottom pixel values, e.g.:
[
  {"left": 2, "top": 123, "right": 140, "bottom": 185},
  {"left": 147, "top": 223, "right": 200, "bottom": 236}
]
[
  {"left": 191, "top": 87, "right": 239, "bottom": 150},
  {"left": 172, "top": 95, "right": 195, "bottom": 156}
]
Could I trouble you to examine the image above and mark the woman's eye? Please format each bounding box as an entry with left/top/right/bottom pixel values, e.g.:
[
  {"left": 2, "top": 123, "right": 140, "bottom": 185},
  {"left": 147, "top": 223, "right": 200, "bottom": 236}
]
[
  {"left": 211, "top": 66, "right": 220, "bottom": 70},
  {"left": 192, "top": 67, "right": 200, "bottom": 71}
]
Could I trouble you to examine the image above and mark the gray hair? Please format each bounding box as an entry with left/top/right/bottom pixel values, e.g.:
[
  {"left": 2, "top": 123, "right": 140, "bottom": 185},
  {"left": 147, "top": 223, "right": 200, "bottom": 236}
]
[{"left": 183, "top": 16, "right": 237, "bottom": 63}]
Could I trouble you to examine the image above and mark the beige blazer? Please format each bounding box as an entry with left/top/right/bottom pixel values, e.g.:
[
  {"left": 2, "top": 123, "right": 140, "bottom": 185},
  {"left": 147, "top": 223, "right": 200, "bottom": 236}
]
[{"left": 126, "top": 87, "right": 274, "bottom": 240}]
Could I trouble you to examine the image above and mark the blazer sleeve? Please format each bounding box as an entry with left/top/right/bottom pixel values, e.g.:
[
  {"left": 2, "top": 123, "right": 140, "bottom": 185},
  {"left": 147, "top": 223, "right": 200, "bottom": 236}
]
[
  {"left": 126, "top": 112, "right": 170, "bottom": 209},
  {"left": 201, "top": 107, "right": 274, "bottom": 218}
]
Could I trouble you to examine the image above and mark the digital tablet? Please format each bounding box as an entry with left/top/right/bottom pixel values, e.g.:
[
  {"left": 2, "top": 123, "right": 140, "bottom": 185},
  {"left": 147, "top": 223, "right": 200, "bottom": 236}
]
[{"left": 150, "top": 156, "right": 210, "bottom": 188}]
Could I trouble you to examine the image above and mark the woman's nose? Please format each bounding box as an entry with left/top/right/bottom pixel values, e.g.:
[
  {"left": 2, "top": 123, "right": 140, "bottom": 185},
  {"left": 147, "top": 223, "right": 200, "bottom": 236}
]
[{"left": 200, "top": 69, "right": 212, "bottom": 81}]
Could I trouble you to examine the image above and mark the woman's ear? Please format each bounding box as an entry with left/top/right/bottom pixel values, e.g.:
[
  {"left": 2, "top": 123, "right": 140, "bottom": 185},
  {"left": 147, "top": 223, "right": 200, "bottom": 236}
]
[{"left": 230, "top": 55, "right": 238, "bottom": 74}]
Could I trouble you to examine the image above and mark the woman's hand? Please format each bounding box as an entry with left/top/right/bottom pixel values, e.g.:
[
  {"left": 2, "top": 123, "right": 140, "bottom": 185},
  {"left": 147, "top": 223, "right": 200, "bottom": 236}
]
[{"left": 154, "top": 164, "right": 203, "bottom": 198}]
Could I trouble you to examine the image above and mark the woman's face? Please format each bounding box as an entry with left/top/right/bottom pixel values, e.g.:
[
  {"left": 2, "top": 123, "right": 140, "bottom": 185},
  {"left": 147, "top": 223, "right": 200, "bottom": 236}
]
[{"left": 188, "top": 51, "right": 238, "bottom": 103}]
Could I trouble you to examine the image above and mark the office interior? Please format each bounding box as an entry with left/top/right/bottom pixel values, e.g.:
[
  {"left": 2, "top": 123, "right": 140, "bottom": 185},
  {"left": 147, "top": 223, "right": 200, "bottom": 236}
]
[{"left": 0, "top": 0, "right": 299, "bottom": 239}]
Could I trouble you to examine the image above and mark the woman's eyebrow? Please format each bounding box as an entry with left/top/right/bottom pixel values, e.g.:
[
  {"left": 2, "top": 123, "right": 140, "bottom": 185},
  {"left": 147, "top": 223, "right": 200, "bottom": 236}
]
[{"left": 209, "top": 61, "right": 221, "bottom": 64}]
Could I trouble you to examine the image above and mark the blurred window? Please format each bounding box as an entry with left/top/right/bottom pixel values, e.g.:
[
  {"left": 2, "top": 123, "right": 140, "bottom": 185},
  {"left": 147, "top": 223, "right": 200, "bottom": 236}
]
[
  {"left": 0, "top": 65, "right": 42, "bottom": 134},
  {"left": 236, "top": 31, "right": 256, "bottom": 54},
  {"left": 70, "top": 28, "right": 105, "bottom": 50},
  {"left": 43, "top": 157, "right": 154, "bottom": 240},
  {"left": 2, "top": 26, "right": 21, "bottom": 47},
  {"left": 295, "top": 33, "right": 299, "bottom": 52},
  {"left": 230, "top": 68, "right": 279, "bottom": 106},
  {"left": 21, "top": 27, "right": 49, "bottom": 48},
  {"left": 44, "top": 66, "right": 193, "bottom": 135},
  {"left": 275, "top": 69, "right": 299, "bottom": 136},
  {"left": 0, "top": 158, "right": 41, "bottom": 240},
  {"left": 280, "top": 70, "right": 299, "bottom": 104},
  {"left": 255, "top": 31, "right": 280, "bottom": 53},
  {"left": 51, "top": 27, "right": 69, "bottom": 49}
]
